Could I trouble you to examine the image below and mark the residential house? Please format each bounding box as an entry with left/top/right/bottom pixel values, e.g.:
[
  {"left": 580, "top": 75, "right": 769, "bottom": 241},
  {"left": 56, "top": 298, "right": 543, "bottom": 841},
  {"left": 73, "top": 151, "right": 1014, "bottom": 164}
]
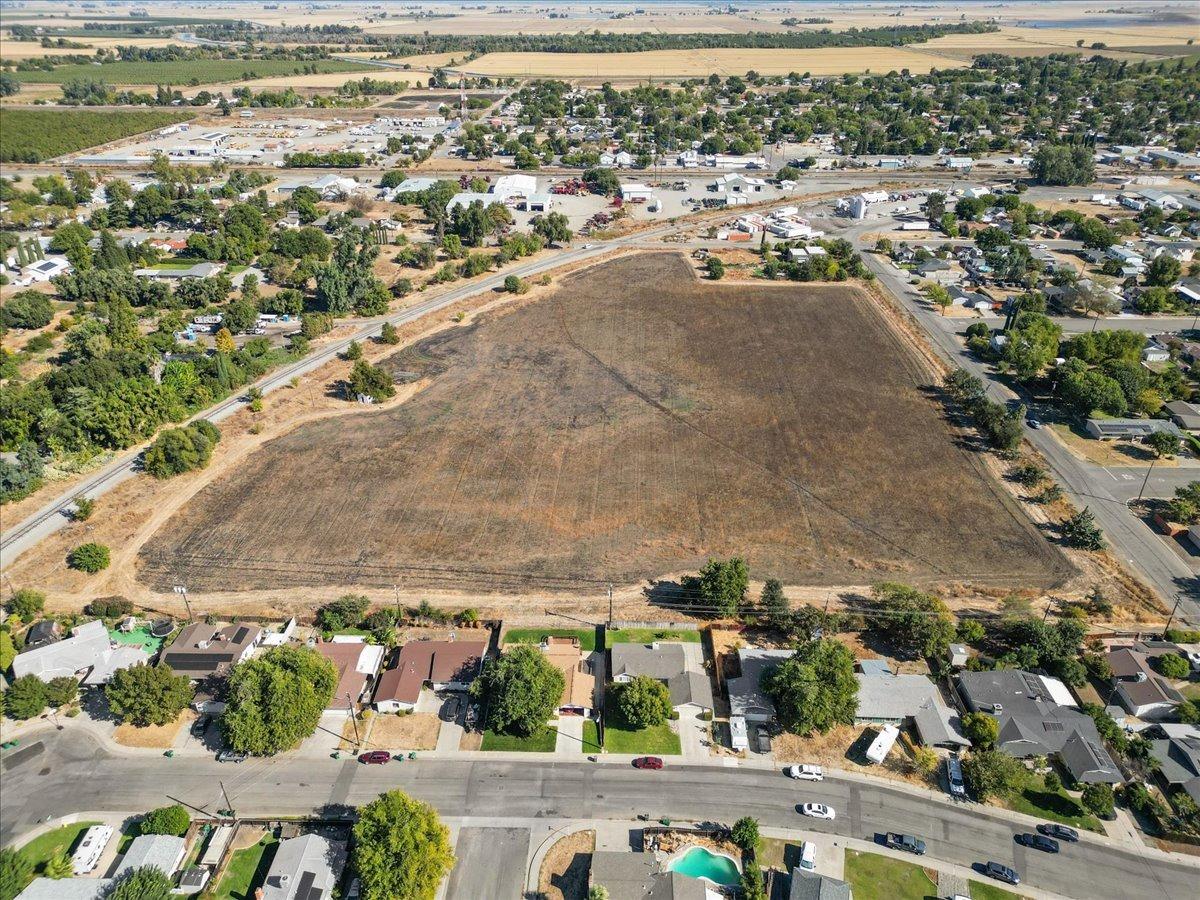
[
  {"left": 113, "top": 834, "right": 186, "bottom": 880},
  {"left": 1106, "top": 643, "right": 1185, "bottom": 719},
  {"left": 588, "top": 851, "right": 709, "bottom": 900},
  {"left": 609, "top": 642, "right": 713, "bottom": 712},
  {"left": 372, "top": 639, "right": 486, "bottom": 713},
  {"left": 955, "top": 669, "right": 1121, "bottom": 783},
  {"left": 261, "top": 834, "right": 347, "bottom": 900},
  {"left": 134, "top": 262, "right": 224, "bottom": 281},
  {"left": 619, "top": 184, "right": 655, "bottom": 202},
  {"left": 159, "top": 622, "right": 263, "bottom": 681},
  {"left": 23, "top": 620, "right": 61, "bottom": 650},
  {"left": 1142, "top": 343, "right": 1171, "bottom": 364},
  {"left": 541, "top": 636, "right": 595, "bottom": 717},
  {"left": 1085, "top": 418, "right": 1184, "bottom": 442},
  {"left": 315, "top": 638, "right": 385, "bottom": 712},
  {"left": 11, "top": 620, "right": 149, "bottom": 685},
  {"left": 1145, "top": 723, "right": 1200, "bottom": 804},
  {"left": 14, "top": 256, "right": 71, "bottom": 285},
  {"left": 914, "top": 257, "right": 960, "bottom": 285},
  {"left": 1164, "top": 400, "right": 1200, "bottom": 432},
  {"left": 855, "top": 669, "right": 968, "bottom": 748},
  {"left": 789, "top": 869, "right": 852, "bottom": 900},
  {"left": 727, "top": 648, "right": 793, "bottom": 728},
  {"left": 15, "top": 880, "right": 110, "bottom": 900}
]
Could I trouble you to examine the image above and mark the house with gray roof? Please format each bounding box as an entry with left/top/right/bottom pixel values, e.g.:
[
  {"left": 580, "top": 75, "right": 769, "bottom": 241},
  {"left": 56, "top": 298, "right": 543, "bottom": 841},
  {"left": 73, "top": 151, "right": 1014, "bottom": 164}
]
[
  {"left": 955, "top": 669, "right": 1121, "bottom": 784},
  {"left": 160, "top": 622, "right": 263, "bottom": 681},
  {"left": 1146, "top": 724, "right": 1200, "bottom": 804},
  {"left": 1106, "top": 643, "right": 1184, "bottom": 720},
  {"left": 15, "top": 879, "right": 110, "bottom": 900},
  {"left": 11, "top": 619, "right": 149, "bottom": 685},
  {"left": 855, "top": 671, "right": 968, "bottom": 748},
  {"left": 1164, "top": 400, "right": 1200, "bottom": 432},
  {"left": 260, "top": 833, "right": 346, "bottom": 900},
  {"left": 588, "top": 851, "right": 710, "bottom": 900},
  {"left": 1085, "top": 418, "right": 1183, "bottom": 442},
  {"left": 789, "top": 869, "right": 852, "bottom": 900},
  {"left": 726, "top": 648, "right": 793, "bottom": 723},
  {"left": 113, "top": 834, "right": 186, "bottom": 880},
  {"left": 609, "top": 642, "right": 713, "bottom": 711}
]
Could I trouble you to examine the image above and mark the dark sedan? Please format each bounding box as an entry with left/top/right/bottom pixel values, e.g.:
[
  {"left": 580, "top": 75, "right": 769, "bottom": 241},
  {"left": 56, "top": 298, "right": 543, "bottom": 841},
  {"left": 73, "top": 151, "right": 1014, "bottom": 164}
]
[
  {"left": 984, "top": 862, "right": 1020, "bottom": 885},
  {"left": 1016, "top": 832, "right": 1060, "bottom": 853},
  {"left": 1036, "top": 823, "right": 1079, "bottom": 842}
]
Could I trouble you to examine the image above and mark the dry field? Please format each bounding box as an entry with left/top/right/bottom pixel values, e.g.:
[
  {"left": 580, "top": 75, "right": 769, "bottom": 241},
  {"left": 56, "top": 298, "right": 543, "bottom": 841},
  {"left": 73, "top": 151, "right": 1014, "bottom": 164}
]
[
  {"left": 367, "top": 712, "right": 441, "bottom": 750},
  {"left": 138, "top": 252, "right": 1069, "bottom": 595},
  {"left": 113, "top": 709, "right": 195, "bottom": 748},
  {"left": 0, "top": 36, "right": 185, "bottom": 60}
]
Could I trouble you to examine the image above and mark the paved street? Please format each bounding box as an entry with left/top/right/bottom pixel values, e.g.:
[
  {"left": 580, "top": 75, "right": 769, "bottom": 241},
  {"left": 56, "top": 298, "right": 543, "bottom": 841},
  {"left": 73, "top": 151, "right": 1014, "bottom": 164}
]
[{"left": 1, "top": 728, "right": 1193, "bottom": 900}]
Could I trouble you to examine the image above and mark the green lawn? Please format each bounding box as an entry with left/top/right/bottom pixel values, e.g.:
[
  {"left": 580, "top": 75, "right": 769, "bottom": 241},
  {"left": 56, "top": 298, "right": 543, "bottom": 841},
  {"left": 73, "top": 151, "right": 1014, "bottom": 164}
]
[
  {"left": 149, "top": 260, "right": 202, "bottom": 270},
  {"left": 503, "top": 627, "right": 596, "bottom": 652},
  {"left": 480, "top": 727, "right": 558, "bottom": 752},
  {"left": 18, "top": 821, "right": 102, "bottom": 873},
  {"left": 843, "top": 850, "right": 937, "bottom": 900},
  {"left": 1180, "top": 681, "right": 1200, "bottom": 701},
  {"left": 1005, "top": 775, "right": 1103, "bottom": 833},
  {"left": 970, "top": 882, "right": 1028, "bottom": 900},
  {"left": 755, "top": 837, "right": 799, "bottom": 872},
  {"left": 108, "top": 626, "right": 165, "bottom": 654},
  {"left": 594, "top": 696, "right": 681, "bottom": 755},
  {"left": 605, "top": 628, "right": 701, "bottom": 647},
  {"left": 213, "top": 835, "right": 278, "bottom": 900}
]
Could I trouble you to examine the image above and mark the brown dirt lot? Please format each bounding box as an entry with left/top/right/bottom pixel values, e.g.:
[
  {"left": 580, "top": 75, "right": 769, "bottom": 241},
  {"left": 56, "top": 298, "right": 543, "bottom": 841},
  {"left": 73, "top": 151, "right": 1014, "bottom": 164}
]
[
  {"left": 538, "top": 829, "right": 595, "bottom": 900},
  {"left": 137, "top": 252, "right": 1070, "bottom": 595},
  {"left": 113, "top": 709, "right": 195, "bottom": 748},
  {"left": 366, "top": 712, "right": 441, "bottom": 751}
]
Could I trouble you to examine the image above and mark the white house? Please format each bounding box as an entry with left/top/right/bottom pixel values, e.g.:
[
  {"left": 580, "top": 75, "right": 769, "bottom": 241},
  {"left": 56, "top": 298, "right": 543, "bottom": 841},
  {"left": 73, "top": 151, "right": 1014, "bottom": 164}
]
[
  {"left": 619, "top": 183, "right": 654, "bottom": 202},
  {"left": 14, "top": 256, "right": 71, "bottom": 285}
]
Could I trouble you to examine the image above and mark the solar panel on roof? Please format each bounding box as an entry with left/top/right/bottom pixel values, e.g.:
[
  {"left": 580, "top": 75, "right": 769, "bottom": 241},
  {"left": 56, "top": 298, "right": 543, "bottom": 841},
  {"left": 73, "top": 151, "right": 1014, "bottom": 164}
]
[
  {"left": 231, "top": 626, "right": 250, "bottom": 644},
  {"left": 296, "top": 870, "right": 323, "bottom": 900}
]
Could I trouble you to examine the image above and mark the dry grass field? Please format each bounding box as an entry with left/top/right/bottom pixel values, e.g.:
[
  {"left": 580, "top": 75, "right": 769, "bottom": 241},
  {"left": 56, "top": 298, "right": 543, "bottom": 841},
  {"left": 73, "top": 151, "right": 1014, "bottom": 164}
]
[{"left": 138, "top": 252, "right": 1069, "bottom": 594}]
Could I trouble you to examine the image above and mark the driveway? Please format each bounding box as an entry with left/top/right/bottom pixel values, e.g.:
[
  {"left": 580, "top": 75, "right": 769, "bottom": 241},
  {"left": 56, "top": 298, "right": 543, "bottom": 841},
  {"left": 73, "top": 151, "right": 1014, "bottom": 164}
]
[
  {"left": 555, "top": 716, "right": 586, "bottom": 757},
  {"left": 445, "top": 826, "right": 529, "bottom": 900},
  {"left": 676, "top": 707, "right": 710, "bottom": 761}
]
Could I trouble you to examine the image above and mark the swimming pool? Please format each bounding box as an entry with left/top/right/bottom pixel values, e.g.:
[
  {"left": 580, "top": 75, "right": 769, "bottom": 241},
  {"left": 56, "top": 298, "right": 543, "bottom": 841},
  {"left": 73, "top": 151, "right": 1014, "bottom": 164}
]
[{"left": 665, "top": 845, "right": 741, "bottom": 885}]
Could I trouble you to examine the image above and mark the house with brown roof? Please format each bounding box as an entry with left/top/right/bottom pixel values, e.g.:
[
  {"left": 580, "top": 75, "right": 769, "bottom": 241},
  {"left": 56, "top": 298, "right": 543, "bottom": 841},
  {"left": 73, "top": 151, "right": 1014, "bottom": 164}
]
[
  {"left": 373, "top": 639, "right": 486, "bottom": 713},
  {"left": 541, "top": 636, "right": 595, "bottom": 717},
  {"left": 1106, "top": 642, "right": 1185, "bottom": 720},
  {"left": 159, "top": 622, "right": 263, "bottom": 681},
  {"left": 315, "top": 638, "right": 385, "bottom": 712}
]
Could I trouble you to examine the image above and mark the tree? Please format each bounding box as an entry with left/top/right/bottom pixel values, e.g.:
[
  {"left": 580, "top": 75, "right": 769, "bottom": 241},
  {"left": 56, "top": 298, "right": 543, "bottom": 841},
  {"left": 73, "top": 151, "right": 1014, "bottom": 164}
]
[
  {"left": 1002, "top": 312, "right": 1061, "bottom": 380},
  {"left": 962, "top": 749, "right": 1025, "bottom": 801},
  {"left": 1074, "top": 218, "right": 1115, "bottom": 250},
  {"left": 587, "top": 888, "right": 610, "bottom": 900},
  {"left": 380, "top": 322, "right": 400, "bottom": 344},
  {"left": 761, "top": 578, "right": 789, "bottom": 629},
  {"left": 869, "top": 582, "right": 955, "bottom": 659},
  {"left": 1062, "top": 507, "right": 1105, "bottom": 550},
  {"left": 43, "top": 852, "right": 73, "bottom": 880},
  {"left": 140, "top": 804, "right": 190, "bottom": 836},
  {"left": 1030, "top": 143, "right": 1095, "bottom": 186},
  {"left": 44, "top": 676, "right": 79, "bottom": 708},
  {"left": 731, "top": 816, "right": 760, "bottom": 852},
  {"left": 7, "top": 588, "right": 44, "bottom": 621},
  {"left": 532, "top": 212, "right": 572, "bottom": 246},
  {"left": 4, "top": 675, "right": 47, "bottom": 720},
  {"left": 583, "top": 167, "right": 620, "bottom": 196},
  {"left": 73, "top": 496, "right": 95, "bottom": 521},
  {"left": 503, "top": 274, "right": 529, "bottom": 294},
  {"left": 1178, "top": 699, "right": 1200, "bottom": 726},
  {"left": 105, "top": 866, "right": 174, "bottom": 900},
  {"left": 1145, "top": 254, "right": 1181, "bottom": 288},
  {"left": 345, "top": 340, "right": 363, "bottom": 361},
  {"left": 214, "top": 328, "right": 236, "bottom": 354},
  {"left": 105, "top": 664, "right": 194, "bottom": 727},
  {"left": 222, "top": 646, "right": 337, "bottom": 755},
  {"left": 922, "top": 282, "right": 951, "bottom": 315},
  {"left": 143, "top": 422, "right": 219, "bottom": 479},
  {"left": 474, "top": 645, "right": 563, "bottom": 736},
  {"left": 705, "top": 256, "right": 725, "bottom": 280},
  {"left": 961, "top": 711, "right": 1000, "bottom": 749},
  {"left": 1156, "top": 653, "right": 1190, "bottom": 680},
  {"left": 0, "top": 291, "right": 54, "bottom": 330},
  {"left": 347, "top": 360, "right": 395, "bottom": 402},
  {"left": 740, "top": 864, "right": 766, "bottom": 900},
  {"left": 1146, "top": 430, "right": 1181, "bottom": 459},
  {"left": 762, "top": 638, "right": 857, "bottom": 735},
  {"left": 679, "top": 557, "right": 748, "bottom": 618},
  {"left": 352, "top": 790, "right": 455, "bottom": 900},
  {"left": 1081, "top": 783, "right": 1114, "bottom": 818},
  {"left": 0, "top": 848, "right": 33, "bottom": 900},
  {"left": 316, "top": 595, "right": 370, "bottom": 631},
  {"left": 612, "top": 675, "right": 671, "bottom": 729}
]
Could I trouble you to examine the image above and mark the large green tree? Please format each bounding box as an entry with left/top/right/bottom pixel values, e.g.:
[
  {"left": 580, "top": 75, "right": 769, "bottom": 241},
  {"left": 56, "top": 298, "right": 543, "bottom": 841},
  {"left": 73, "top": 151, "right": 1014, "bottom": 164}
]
[
  {"left": 474, "top": 645, "right": 564, "bottom": 737},
  {"left": 762, "top": 638, "right": 857, "bottom": 735},
  {"left": 962, "top": 749, "right": 1025, "bottom": 800},
  {"left": 679, "top": 557, "right": 748, "bottom": 618},
  {"left": 612, "top": 675, "right": 671, "bottom": 729},
  {"left": 0, "top": 849, "right": 33, "bottom": 900},
  {"left": 105, "top": 866, "right": 173, "bottom": 900},
  {"left": 4, "top": 675, "right": 47, "bottom": 720},
  {"left": 105, "top": 664, "right": 194, "bottom": 727},
  {"left": 140, "top": 804, "right": 190, "bottom": 837},
  {"left": 868, "top": 582, "right": 956, "bottom": 659},
  {"left": 352, "top": 790, "right": 455, "bottom": 900},
  {"left": 221, "top": 646, "right": 337, "bottom": 755}
]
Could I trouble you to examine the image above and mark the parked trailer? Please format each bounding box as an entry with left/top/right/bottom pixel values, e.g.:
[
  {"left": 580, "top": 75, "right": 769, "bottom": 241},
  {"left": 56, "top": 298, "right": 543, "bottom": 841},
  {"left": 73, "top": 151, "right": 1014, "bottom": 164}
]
[
  {"left": 71, "top": 825, "right": 114, "bottom": 875},
  {"left": 864, "top": 724, "right": 900, "bottom": 764}
]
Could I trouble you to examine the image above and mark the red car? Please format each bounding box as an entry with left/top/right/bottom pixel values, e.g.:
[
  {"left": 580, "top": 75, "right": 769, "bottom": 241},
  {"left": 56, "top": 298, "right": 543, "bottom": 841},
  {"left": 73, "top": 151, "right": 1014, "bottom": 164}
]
[
  {"left": 632, "top": 756, "right": 664, "bottom": 770},
  {"left": 358, "top": 750, "right": 390, "bottom": 765}
]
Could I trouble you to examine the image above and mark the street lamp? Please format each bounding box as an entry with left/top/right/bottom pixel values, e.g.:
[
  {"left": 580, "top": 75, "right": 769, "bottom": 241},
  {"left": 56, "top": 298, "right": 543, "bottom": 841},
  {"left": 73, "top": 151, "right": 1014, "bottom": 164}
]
[{"left": 172, "top": 585, "right": 193, "bottom": 622}]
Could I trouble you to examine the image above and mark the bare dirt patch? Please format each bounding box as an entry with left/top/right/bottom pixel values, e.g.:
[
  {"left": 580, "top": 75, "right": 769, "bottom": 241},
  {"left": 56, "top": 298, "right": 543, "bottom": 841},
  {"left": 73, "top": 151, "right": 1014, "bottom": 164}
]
[
  {"left": 773, "top": 724, "right": 937, "bottom": 790},
  {"left": 367, "top": 712, "right": 440, "bottom": 750},
  {"left": 538, "top": 829, "right": 595, "bottom": 900},
  {"left": 139, "top": 252, "right": 1069, "bottom": 595},
  {"left": 113, "top": 709, "right": 194, "bottom": 748}
]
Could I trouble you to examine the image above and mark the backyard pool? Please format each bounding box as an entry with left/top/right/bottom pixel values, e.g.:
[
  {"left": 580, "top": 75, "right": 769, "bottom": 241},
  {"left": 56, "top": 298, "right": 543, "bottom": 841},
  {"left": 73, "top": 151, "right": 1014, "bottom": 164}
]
[{"left": 666, "top": 846, "right": 741, "bottom": 885}]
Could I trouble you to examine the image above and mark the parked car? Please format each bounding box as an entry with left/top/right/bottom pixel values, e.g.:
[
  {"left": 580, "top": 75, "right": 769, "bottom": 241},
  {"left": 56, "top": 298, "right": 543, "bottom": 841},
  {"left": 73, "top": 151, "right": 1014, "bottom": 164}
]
[
  {"left": 632, "top": 756, "right": 664, "bottom": 770},
  {"left": 884, "top": 834, "right": 926, "bottom": 855},
  {"left": 799, "top": 841, "right": 816, "bottom": 871},
  {"left": 1026, "top": 417, "right": 1043, "bottom": 429},
  {"left": 1036, "top": 823, "right": 1079, "bottom": 843},
  {"left": 946, "top": 756, "right": 967, "bottom": 799},
  {"left": 1016, "top": 833, "right": 1060, "bottom": 853},
  {"left": 190, "top": 715, "right": 211, "bottom": 738},
  {"left": 786, "top": 764, "right": 824, "bottom": 782},
  {"left": 440, "top": 696, "right": 461, "bottom": 722},
  {"left": 799, "top": 803, "right": 836, "bottom": 820},
  {"left": 216, "top": 750, "right": 247, "bottom": 763},
  {"left": 984, "top": 862, "right": 1020, "bottom": 885},
  {"left": 358, "top": 750, "right": 391, "bottom": 765}
]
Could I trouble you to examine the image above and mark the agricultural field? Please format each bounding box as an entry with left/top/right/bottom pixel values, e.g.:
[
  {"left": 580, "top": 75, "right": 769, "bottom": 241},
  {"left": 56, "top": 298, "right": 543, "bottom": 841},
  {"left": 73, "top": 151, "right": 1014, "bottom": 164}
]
[
  {"left": 138, "top": 253, "right": 1069, "bottom": 594},
  {"left": 11, "top": 57, "right": 373, "bottom": 85},
  {"left": 0, "top": 107, "right": 197, "bottom": 162}
]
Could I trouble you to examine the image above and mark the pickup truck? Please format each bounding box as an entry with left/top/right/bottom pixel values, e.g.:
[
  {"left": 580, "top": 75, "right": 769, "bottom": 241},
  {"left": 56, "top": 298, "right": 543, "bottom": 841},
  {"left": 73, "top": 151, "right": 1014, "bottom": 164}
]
[{"left": 884, "top": 834, "right": 926, "bottom": 855}]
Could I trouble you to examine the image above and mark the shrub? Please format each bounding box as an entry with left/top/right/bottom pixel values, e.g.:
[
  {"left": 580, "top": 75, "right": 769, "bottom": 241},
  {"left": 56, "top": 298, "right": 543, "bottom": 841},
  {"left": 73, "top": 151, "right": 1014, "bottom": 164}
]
[
  {"left": 143, "top": 420, "right": 220, "bottom": 479},
  {"left": 140, "top": 804, "right": 190, "bottom": 836},
  {"left": 68, "top": 543, "right": 110, "bottom": 573},
  {"left": 4, "top": 674, "right": 47, "bottom": 720},
  {"left": 87, "top": 596, "right": 134, "bottom": 618},
  {"left": 1155, "top": 653, "right": 1190, "bottom": 680},
  {"left": 1081, "top": 782, "right": 1115, "bottom": 818},
  {"left": 7, "top": 588, "right": 44, "bottom": 621}
]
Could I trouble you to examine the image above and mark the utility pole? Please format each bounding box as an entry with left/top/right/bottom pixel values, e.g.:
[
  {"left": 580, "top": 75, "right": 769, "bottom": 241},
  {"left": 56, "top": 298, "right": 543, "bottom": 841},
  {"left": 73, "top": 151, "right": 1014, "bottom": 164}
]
[
  {"left": 219, "top": 781, "right": 235, "bottom": 820},
  {"left": 173, "top": 585, "right": 193, "bottom": 622},
  {"left": 607, "top": 583, "right": 613, "bottom": 627},
  {"left": 1135, "top": 457, "right": 1158, "bottom": 503},
  {"left": 346, "top": 692, "right": 361, "bottom": 749}
]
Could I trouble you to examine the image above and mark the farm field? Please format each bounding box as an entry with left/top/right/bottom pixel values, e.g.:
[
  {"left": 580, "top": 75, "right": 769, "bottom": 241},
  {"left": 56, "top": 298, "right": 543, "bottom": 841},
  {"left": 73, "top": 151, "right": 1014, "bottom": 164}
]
[
  {"left": 138, "top": 253, "right": 1070, "bottom": 594},
  {"left": 0, "top": 36, "right": 187, "bottom": 60},
  {"left": 0, "top": 107, "right": 197, "bottom": 162},
  {"left": 11, "top": 57, "right": 373, "bottom": 85}
]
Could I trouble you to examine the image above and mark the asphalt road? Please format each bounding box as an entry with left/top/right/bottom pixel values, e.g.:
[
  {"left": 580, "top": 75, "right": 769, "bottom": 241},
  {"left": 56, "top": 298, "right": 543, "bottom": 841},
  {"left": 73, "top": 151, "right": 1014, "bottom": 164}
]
[
  {"left": 855, "top": 241, "right": 1200, "bottom": 625},
  {"left": 1, "top": 729, "right": 1193, "bottom": 900}
]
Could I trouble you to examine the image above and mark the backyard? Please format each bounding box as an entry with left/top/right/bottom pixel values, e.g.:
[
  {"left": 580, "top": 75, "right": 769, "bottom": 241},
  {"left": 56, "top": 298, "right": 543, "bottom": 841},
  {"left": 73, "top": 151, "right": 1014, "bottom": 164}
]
[
  {"left": 605, "top": 628, "right": 701, "bottom": 647},
  {"left": 843, "top": 850, "right": 937, "bottom": 900},
  {"left": 503, "top": 628, "right": 596, "bottom": 652},
  {"left": 213, "top": 833, "right": 278, "bottom": 900}
]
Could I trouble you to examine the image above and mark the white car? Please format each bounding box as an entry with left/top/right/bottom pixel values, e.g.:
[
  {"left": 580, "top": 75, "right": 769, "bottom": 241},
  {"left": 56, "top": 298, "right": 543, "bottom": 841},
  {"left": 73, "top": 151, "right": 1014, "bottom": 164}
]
[
  {"left": 800, "top": 803, "right": 836, "bottom": 820},
  {"left": 786, "top": 764, "right": 824, "bottom": 782}
]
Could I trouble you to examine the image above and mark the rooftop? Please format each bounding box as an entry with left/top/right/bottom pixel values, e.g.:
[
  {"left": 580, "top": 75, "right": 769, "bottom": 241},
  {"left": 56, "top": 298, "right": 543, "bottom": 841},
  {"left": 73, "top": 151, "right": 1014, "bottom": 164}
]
[
  {"left": 113, "top": 834, "right": 186, "bottom": 880},
  {"left": 609, "top": 643, "right": 713, "bottom": 709},
  {"left": 261, "top": 834, "right": 346, "bottom": 900},
  {"left": 314, "top": 640, "right": 385, "bottom": 709},
  {"left": 159, "top": 622, "right": 262, "bottom": 679},
  {"left": 373, "top": 639, "right": 486, "bottom": 706},
  {"left": 727, "top": 648, "right": 793, "bottom": 720}
]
